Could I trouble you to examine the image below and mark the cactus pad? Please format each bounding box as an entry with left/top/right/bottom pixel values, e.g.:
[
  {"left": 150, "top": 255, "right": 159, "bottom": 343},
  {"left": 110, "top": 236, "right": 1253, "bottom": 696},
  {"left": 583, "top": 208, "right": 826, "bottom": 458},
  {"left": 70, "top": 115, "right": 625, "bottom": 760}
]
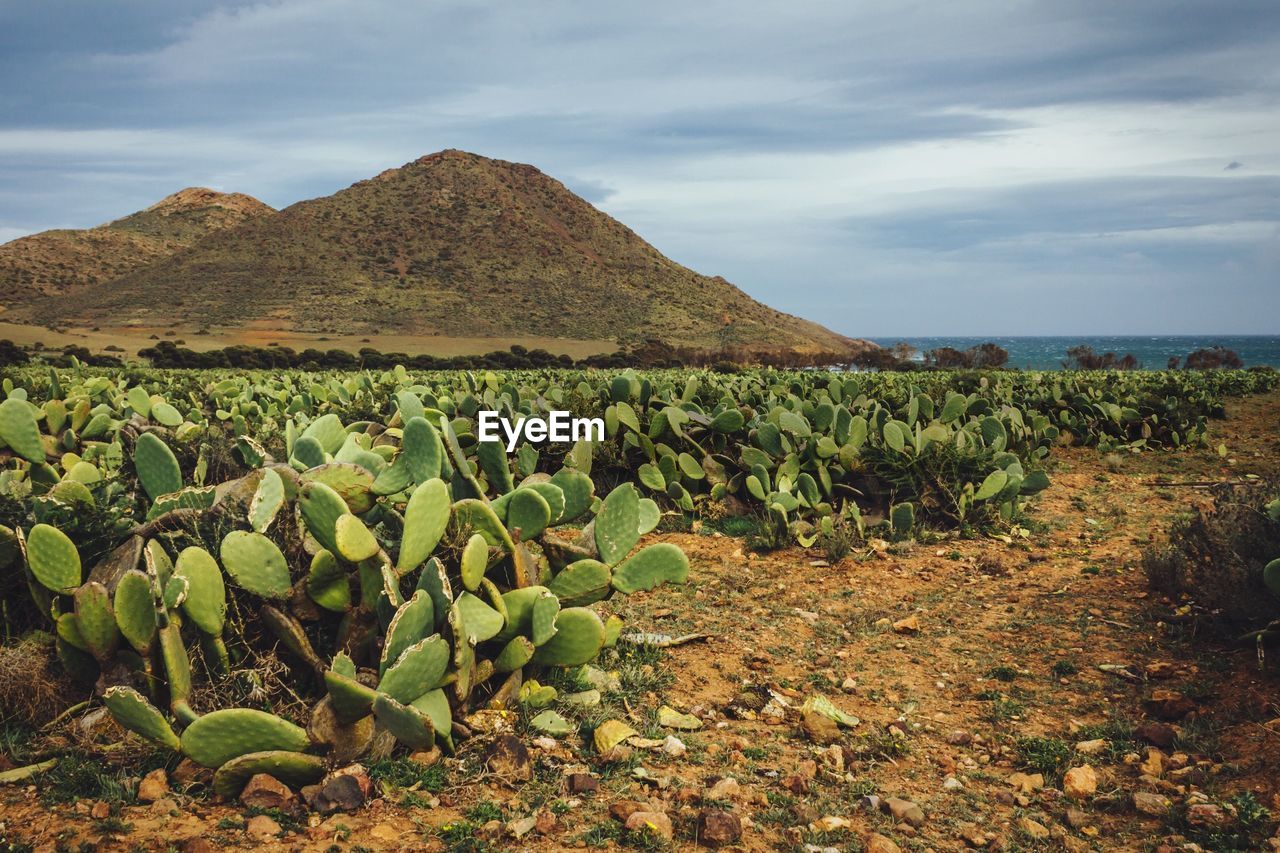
[
  {"left": 306, "top": 550, "right": 351, "bottom": 612},
  {"left": 102, "top": 686, "right": 181, "bottom": 750},
  {"left": 397, "top": 478, "right": 450, "bottom": 573},
  {"left": 610, "top": 543, "right": 689, "bottom": 594},
  {"left": 377, "top": 635, "right": 450, "bottom": 703},
  {"left": 180, "top": 708, "right": 310, "bottom": 768},
  {"left": 335, "top": 514, "right": 380, "bottom": 562},
  {"left": 380, "top": 590, "right": 435, "bottom": 675},
  {"left": 26, "top": 524, "right": 81, "bottom": 594},
  {"left": 212, "top": 750, "right": 326, "bottom": 798},
  {"left": 372, "top": 693, "right": 435, "bottom": 750},
  {"left": 547, "top": 559, "right": 612, "bottom": 606},
  {"left": 0, "top": 398, "right": 45, "bottom": 463},
  {"left": 113, "top": 569, "right": 157, "bottom": 654},
  {"left": 73, "top": 581, "right": 120, "bottom": 661},
  {"left": 134, "top": 432, "right": 183, "bottom": 501},
  {"left": 594, "top": 484, "right": 641, "bottom": 565},
  {"left": 531, "top": 607, "right": 605, "bottom": 667},
  {"left": 298, "top": 480, "right": 349, "bottom": 553},
  {"left": 174, "top": 546, "right": 227, "bottom": 634},
  {"left": 460, "top": 533, "right": 489, "bottom": 591},
  {"left": 219, "top": 531, "right": 292, "bottom": 599},
  {"left": 248, "top": 468, "right": 285, "bottom": 533}
]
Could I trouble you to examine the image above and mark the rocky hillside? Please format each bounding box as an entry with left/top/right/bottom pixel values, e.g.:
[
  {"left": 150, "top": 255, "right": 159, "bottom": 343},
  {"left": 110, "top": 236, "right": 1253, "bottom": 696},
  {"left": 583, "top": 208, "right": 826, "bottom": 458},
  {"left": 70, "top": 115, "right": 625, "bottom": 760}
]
[
  {"left": 20, "top": 151, "right": 856, "bottom": 352},
  {"left": 0, "top": 188, "right": 274, "bottom": 305}
]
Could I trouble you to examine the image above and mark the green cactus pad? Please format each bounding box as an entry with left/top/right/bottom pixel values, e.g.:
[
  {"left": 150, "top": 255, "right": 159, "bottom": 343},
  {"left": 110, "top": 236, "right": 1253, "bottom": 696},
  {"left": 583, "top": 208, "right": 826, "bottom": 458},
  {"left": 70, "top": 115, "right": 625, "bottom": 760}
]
[
  {"left": 302, "top": 463, "right": 376, "bottom": 514},
  {"left": 531, "top": 592, "right": 561, "bottom": 646},
  {"left": 212, "top": 750, "right": 327, "bottom": 798},
  {"left": 162, "top": 575, "right": 189, "bottom": 611},
  {"left": 377, "top": 635, "right": 450, "bottom": 703},
  {"left": 103, "top": 686, "right": 181, "bottom": 750},
  {"left": 372, "top": 693, "right": 435, "bottom": 750},
  {"left": 248, "top": 468, "right": 285, "bottom": 533},
  {"left": 174, "top": 547, "right": 227, "bottom": 634},
  {"left": 306, "top": 550, "right": 351, "bottom": 612},
  {"left": 476, "top": 438, "right": 514, "bottom": 494},
  {"left": 453, "top": 498, "right": 514, "bottom": 551},
  {"left": 290, "top": 434, "right": 326, "bottom": 469},
  {"left": 455, "top": 592, "right": 504, "bottom": 643},
  {"left": 550, "top": 468, "right": 594, "bottom": 522},
  {"left": 335, "top": 514, "right": 380, "bottom": 562},
  {"left": 1265, "top": 558, "right": 1280, "bottom": 598},
  {"left": 113, "top": 570, "right": 156, "bottom": 655},
  {"left": 610, "top": 543, "right": 689, "bottom": 594},
  {"left": 408, "top": 688, "right": 453, "bottom": 751},
  {"left": 0, "top": 398, "right": 45, "bottom": 463},
  {"left": 397, "top": 478, "right": 450, "bottom": 573},
  {"left": 134, "top": 432, "right": 183, "bottom": 501},
  {"left": 324, "top": 668, "right": 377, "bottom": 725},
  {"left": 219, "top": 531, "right": 292, "bottom": 599},
  {"left": 180, "top": 708, "right": 310, "bottom": 768},
  {"left": 301, "top": 413, "right": 347, "bottom": 454},
  {"left": 637, "top": 498, "right": 661, "bottom": 535},
  {"left": 26, "top": 524, "right": 81, "bottom": 594},
  {"left": 414, "top": 557, "right": 451, "bottom": 631},
  {"left": 157, "top": 622, "right": 194, "bottom": 721},
  {"left": 460, "top": 533, "right": 490, "bottom": 592},
  {"left": 594, "top": 484, "right": 641, "bottom": 566},
  {"left": 380, "top": 590, "right": 435, "bottom": 676},
  {"left": 494, "top": 636, "right": 535, "bottom": 672},
  {"left": 506, "top": 488, "right": 551, "bottom": 541},
  {"left": 371, "top": 453, "right": 413, "bottom": 496},
  {"left": 448, "top": 603, "right": 476, "bottom": 701},
  {"left": 56, "top": 612, "right": 88, "bottom": 651},
  {"left": 531, "top": 607, "right": 605, "bottom": 667},
  {"left": 547, "top": 560, "right": 612, "bottom": 607},
  {"left": 74, "top": 581, "right": 120, "bottom": 661},
  {"left": 493, "top": 585, "right": 551, "bottom": 644},
  {"left": 529, "top": 710, "right": 573, "bottom": 736},
  {"left": 298, "top": 480, "right": 350, "bottom": 553},
  {"left": 401, "top": 417, "right": 444, "bottom": 484}
]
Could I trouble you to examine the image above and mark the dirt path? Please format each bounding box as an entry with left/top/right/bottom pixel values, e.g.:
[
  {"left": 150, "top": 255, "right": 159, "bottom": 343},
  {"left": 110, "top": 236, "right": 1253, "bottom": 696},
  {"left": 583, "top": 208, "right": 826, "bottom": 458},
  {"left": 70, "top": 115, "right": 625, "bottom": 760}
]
[{"left": 2, "top": 395, "right": 1279, "bottom": 852}]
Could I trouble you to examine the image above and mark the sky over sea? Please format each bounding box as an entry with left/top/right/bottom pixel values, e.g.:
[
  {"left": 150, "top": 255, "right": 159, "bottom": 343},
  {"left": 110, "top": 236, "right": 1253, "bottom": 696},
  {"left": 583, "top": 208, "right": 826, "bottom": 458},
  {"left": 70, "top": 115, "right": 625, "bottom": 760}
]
[{"left": 1, "top": 1, "right": 1277, "bottom": 336}]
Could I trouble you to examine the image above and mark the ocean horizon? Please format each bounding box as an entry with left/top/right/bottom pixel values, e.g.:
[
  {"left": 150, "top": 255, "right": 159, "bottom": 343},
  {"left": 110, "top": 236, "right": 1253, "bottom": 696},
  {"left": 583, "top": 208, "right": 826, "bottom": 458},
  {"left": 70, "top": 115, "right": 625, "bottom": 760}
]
[{"left": 865, "top": 335, "right": 1280, "bottom": 371}]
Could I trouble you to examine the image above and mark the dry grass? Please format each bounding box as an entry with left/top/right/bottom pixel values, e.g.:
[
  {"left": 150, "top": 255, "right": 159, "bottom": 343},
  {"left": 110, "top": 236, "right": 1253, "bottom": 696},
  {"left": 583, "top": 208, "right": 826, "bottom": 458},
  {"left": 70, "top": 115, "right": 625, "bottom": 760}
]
[{"left": 0, "top": 633, "right": 78, "bottom": 726}]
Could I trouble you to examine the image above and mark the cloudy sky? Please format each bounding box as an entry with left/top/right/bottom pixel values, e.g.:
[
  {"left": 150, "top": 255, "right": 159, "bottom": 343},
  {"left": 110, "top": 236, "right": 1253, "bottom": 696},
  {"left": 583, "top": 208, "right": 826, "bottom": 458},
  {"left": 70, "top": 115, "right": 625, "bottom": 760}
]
[{"left": 2, "top": 1, "right": 1278, "bottom": 336}]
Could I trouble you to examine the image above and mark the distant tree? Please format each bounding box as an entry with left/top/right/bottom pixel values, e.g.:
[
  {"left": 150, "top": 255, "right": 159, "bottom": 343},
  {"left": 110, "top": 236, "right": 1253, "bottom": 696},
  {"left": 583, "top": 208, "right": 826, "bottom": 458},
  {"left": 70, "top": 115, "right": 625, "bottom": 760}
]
[
  {"left": 1184, "top": 346, "right": 1243, "bottom": 369},
  {"left": 1063, "top": 345, "right": 1141, "bottom": 370},
  {"left": 968, "top": 342, "right": 1009, "bottom": 369}
]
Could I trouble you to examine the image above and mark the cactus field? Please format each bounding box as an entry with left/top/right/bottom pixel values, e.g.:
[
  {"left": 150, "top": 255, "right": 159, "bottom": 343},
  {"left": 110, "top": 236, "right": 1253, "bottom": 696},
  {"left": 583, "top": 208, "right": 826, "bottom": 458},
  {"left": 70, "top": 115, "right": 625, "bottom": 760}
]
[{"left": 1, "top": 364, "right": 1279, "bottom": 850}]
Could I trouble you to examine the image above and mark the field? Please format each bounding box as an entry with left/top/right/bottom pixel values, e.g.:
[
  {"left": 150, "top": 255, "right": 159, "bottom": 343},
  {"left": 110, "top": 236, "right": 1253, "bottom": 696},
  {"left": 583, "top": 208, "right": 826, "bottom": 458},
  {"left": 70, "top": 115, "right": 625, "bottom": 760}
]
[{"left": 0, "top": 364, "right": 1278, "bottom": 851}]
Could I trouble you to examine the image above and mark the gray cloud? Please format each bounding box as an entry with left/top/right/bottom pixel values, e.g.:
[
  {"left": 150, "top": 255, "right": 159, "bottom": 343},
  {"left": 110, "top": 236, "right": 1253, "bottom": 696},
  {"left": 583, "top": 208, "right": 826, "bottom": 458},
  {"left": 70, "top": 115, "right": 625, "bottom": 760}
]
[{"left": 1, "top": 0, "right": 1278, "bottom": 334}]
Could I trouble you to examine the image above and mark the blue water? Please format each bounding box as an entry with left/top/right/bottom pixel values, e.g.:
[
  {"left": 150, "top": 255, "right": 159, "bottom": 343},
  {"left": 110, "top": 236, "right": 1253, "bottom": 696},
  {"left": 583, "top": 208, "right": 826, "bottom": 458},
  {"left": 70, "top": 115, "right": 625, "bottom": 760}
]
[{"left": 867, "top": 336, "right": 1280, "bottom": 371}]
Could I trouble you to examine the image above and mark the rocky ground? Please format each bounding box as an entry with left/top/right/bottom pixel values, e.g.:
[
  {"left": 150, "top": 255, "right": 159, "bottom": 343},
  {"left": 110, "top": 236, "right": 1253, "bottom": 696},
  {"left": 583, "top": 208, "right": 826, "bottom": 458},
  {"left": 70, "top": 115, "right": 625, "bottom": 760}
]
[{"left": 1, "top": 394, "right": 1278, "bottom": 852}]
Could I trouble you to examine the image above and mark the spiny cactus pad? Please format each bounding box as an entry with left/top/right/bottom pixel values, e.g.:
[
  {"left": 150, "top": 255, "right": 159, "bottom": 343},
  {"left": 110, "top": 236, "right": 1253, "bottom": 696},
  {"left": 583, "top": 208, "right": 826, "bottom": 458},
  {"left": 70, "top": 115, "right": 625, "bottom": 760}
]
[
  {"left": 547, "top": 559, "right": 612, "bottom": 607},
  {"left": 73, "top": 581, "right": 120, "bottom": 661},
  {"left": 610, "top": 543, "right": 689, "bottom": 594},
  {"left": 113, "top": 570, "right": 157, "bottom": 655},
  {"left": 335, "top": 514, "right": 380, "bottom": 562},
  {"left": 180, "top": 708, "right": 310, "bottom": 768},
  {"left": 134, "top": 432, "right": 183, "bottom": 501},
  {"left": 397, "top": 478, "right": 450, "bottom": 573},
  {"left": 531, "top": 607, "right": 605, "bottom": 667},
  {"left": 219, "top": 531, "right": 292, "bottom": 599},
  {"left": 377, "top": 635, "right": 450, "bottom": 703},
  {"left": 26, "top": 523, "right": 81, "bottom": 594},
  {"left": 174, "top": 546, "right": 227, "bottom": 634},
  {"left": 102, "top": 687, "right": 181, "bottom": 751},
  {"left": 211, "top": 750, "right": 326, "bottom": 798},
  {"left": 372, "top": 693, "right": 435, "bottom": 750},
  {"left": 0, "top": 398, "right": 45, "bottom": 463},
  {"left": 380, "top": 591, "right": 435, "bottom": 676},
  {"left": 594, "top": 484, "right": 641, "bottom": 565}
]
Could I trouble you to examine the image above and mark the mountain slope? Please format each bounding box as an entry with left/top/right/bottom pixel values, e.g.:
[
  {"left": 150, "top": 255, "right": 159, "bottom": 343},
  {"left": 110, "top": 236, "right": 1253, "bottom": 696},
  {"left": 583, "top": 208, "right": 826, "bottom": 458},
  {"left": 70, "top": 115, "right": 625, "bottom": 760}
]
[
  {"left": 0, "top": 188, "right": 274, "bottom": 305},
  {"left": 32, "top": 151, "right": 855, "bottom": 352}
]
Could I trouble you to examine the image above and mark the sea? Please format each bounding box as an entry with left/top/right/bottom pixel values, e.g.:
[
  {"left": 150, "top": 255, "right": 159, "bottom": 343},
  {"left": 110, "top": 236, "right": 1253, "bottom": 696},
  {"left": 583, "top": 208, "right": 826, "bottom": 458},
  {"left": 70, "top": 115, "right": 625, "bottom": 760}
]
[{"left": 866, "top": 336, "right": 1280, "bottom": 371}]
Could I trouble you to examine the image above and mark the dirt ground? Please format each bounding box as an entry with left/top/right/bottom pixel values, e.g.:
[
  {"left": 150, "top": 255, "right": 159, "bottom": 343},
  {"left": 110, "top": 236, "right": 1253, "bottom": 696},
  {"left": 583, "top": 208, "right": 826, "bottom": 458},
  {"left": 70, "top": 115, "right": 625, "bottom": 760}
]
[{"left": 2, "top": 395, "right": 1278, "bottom": 852}]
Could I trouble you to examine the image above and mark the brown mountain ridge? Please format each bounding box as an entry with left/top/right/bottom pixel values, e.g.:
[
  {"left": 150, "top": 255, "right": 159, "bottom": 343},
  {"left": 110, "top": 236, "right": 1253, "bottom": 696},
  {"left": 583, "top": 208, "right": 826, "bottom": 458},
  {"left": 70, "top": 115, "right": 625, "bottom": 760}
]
[
  {"left": 0, "top": 188, "right": 274, "bottom": 304},
  {"left": 10, "top": 150, "right": 857, "bottom": 352}
]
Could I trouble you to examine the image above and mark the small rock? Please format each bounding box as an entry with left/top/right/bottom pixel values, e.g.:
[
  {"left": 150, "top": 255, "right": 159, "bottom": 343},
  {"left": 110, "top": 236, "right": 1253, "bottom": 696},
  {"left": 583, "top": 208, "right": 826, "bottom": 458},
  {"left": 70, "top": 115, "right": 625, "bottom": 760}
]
[
  {"left": 781, "top": 774, "right": 810, "bottom": 795},
  {"left": 408, "top": 747, "right": 442, "bottom": 767},
  {"left": 1144, "top": 661, "right": 1177, "bottom": 679},
  {"left": 171, "top": 758, "right": 212, "bottom": 787},
  {"left": 698, "top": 809, "right": 743, "bottom": 847},
  {"left": 245, "top": 814, "right": 282, "bottom": 840},
  {"left": 369, "top": 823, "right": 402, "bottom": 843},
  {"left": 1006, "top": 771, "right": 1044, "bottom": 792},
  {"left": 865, "top": 834, "right": 902, "bottom": 853},
  {"left": 1074, "top": 738, "right": 1107, "bottom": 755},
  {"left": 1140, "top": 748, "right": 1165, "bottom": 778},
  {"left": 1186, "top": 803, "right": 1230, "bottom": 827},
  {"left": 240, "top": 773, "right": 295, "bottom": 810},
  {"left": 801, "top": 710, "right": 842, "bottom": 745},
  {"left": 706, "top": 776, "right": 741, "bottom": 801},
  {"left": 942, "top": 776, "right": 964, "bottom": 791},
  {"left": 90, "top": 801, "right": 111, "bottom": 819},
  {"left": 625, "top": 811, "right": 673, "bottom": 841},
  {"left": 181, "top": 840, "right": 216, "bottom": 853},
  {"left": 1132, "top": 791, "right": 1173, "bottom": 815},
  {"left": 1144, "top": 690, "right": 1197, "bottom": 721},
  {"left": 810, "top": 816, "right": 852, "bottom": 832},
  {"left": 662, "top": 735, "right": 687, "bottom": 757},
  {"left": 305, "top": 766, "right": 372, "bottom": 814},
  {"left": 485, "top": 734, "right": 533, "bottom": 783},
  {"left": 135, "top": 768, "right": 170, "bottom": 803},
  {"left": 883, "top": 797, "right": 926, "bottom": 827},
  {"left": 892, "top": 616, "right": 920, "bottom": 634},
  {"left": 507, "top": 816, "right": 538, "bottom": 838},
  {"left": 946, "top": 730, "right": 973, "bottom": 746},
  {"left": 535, "top": 810, "right": 559, "bottom": 835},
  {"left": 1018, "top": 817, "right": 1050, "bottom": 840},
  {"left": 609, "top": 800, "right": 651, "bottom": 823},
  {"left": 1065, "top": 807, "right": 1091, "bottom": 829},
  {"left": 1062, "top": 765, "right": 1098, "bottom": 800},
  {"left": 566, "top": 773, "right": 599, "bottom": 795}
]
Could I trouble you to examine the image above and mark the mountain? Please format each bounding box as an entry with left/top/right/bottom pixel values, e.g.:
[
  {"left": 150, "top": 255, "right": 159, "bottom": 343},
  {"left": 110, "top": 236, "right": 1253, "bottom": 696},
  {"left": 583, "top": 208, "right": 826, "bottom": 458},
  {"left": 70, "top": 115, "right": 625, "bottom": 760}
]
[
  {"left": 0, "top": 188, "right": 274, "bottom": 306},
  {"left": 13, "top": 151, "right": 858, "bottom": 352}
]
